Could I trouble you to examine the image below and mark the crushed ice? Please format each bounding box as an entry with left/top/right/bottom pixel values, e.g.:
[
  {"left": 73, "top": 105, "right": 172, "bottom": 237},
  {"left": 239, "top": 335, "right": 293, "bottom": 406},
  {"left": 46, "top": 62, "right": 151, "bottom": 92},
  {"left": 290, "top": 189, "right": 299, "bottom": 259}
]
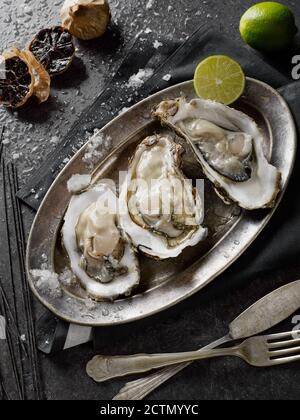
[
  {"left": 67, "top": 174, "right": 92, "bottom": 194},
  {"left": 127, "top": 68, "right": 154, "bottom": 89},
  {"left": 82, "top": 130, "right": 112, "bottom": 168},
  {"left": 58, "top": 268, "right": 77, "bottom": 287},
  {"left": 30, "top": 269, "right": 62, "bottom": 299}
]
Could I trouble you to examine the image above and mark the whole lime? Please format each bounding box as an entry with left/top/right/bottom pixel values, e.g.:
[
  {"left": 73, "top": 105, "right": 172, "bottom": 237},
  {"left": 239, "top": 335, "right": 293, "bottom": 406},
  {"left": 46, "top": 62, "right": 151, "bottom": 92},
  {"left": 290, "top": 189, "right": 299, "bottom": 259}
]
[{"left": 240, "top": 2, "right": 298, "bottom": 52}]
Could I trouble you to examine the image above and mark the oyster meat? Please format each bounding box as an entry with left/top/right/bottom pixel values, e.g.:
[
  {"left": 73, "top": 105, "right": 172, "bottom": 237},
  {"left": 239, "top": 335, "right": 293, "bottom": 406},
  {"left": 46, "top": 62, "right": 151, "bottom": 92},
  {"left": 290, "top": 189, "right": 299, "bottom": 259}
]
[
  {"left": 119, "top": 135, "right": 207, "bottom": 259},
  {"left": 154, "top": 98, "right": 281, "bottom": 210},
  {"left": 62, "top": 183, "right": 140, "bottom": 301}
]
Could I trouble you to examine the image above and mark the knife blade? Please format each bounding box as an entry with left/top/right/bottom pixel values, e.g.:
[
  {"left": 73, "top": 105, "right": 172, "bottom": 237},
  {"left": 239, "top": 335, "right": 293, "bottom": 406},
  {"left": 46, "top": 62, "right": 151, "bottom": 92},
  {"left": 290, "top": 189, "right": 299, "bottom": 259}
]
[{"left": 229, "top": 279, "right": 300, "bottom": 339}]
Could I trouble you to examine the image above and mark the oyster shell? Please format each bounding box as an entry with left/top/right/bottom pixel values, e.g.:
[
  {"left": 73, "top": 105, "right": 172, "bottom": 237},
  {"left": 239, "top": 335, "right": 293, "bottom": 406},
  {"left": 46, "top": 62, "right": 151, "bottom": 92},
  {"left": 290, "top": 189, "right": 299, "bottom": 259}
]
[
  {"left": 62, "top": 183, "right": 140, "bottom": 301},
  {"left": 119, "top": 135, "right": 207, "bottom": 259},
  {"left": 154, "top": 98, "right": 281, "bottom": 210}
]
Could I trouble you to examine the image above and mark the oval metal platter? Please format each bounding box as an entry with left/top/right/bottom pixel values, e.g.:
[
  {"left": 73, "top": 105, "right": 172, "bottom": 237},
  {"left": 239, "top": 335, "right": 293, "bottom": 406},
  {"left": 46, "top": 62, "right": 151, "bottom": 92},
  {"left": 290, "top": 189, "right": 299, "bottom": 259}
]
[{"left": 26, "top": 78, "right": 297, "bottom": 326}]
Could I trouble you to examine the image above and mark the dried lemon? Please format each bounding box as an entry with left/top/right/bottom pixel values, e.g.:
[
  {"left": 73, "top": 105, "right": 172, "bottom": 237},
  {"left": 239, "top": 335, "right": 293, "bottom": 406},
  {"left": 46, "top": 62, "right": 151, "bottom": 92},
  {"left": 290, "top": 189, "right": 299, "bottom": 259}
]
[
  {"left": 0, "top": 48, "right": 50, "bottom": 108},
  {"left": 29, "top": 27, "right": 75, "bottom": 77},
  {"left": 25, "top": 51, "right": 51, "bottom": 104},
  {"left": 60, "top": 0, "right": 111, "bottom": 41}
]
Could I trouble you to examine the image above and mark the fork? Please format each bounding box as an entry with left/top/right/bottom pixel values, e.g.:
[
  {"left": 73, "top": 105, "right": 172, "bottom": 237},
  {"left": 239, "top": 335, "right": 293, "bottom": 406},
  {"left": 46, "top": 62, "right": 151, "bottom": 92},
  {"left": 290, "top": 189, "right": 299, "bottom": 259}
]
[{"left": 87, "top": 331, "right": 300, "bottom": 383}]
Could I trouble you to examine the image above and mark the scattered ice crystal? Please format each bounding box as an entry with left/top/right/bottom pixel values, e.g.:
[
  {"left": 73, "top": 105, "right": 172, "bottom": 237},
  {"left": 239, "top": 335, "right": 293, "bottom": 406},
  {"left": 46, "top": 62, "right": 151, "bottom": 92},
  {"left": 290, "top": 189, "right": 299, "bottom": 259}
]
[
  {"left": 119, "top": 106, "right": 130, "bottom": 115},
  {"left": 22, "top": 167, "right": 33, "bottom": 174},
  {"left": 153, "top": 40, "right": 163, "bottom": 49},
  {"left": 127, "top": 68, "right": 154, "bottom": 89},
  {"left": 144, "top": 28, "right": 152, "bottom": 34},
  {"left": 67, "top": 174, "right": 92, "bottom": 194},
  {"left": 162, "top": 74, "right": 172, "bottom": 81},
  {"left": 146, "top": 0, "right": 154, "bottom": 9},
  {"left": 50, "top": 136, "right": 60, "bottom": 145},
  {"left": 12, "top": 153, "right": 21, "bottom": 160},
  {"left": 185, "top": 17, "right": 191, "bottom": 26}
]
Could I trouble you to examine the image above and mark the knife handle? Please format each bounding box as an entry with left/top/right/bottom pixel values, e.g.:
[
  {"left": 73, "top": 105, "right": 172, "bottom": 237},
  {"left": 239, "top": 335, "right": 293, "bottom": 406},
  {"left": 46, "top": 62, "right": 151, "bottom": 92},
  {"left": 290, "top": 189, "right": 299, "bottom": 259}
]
[{"left": 87, "top": 345, "right": 239, "bottom": 383}]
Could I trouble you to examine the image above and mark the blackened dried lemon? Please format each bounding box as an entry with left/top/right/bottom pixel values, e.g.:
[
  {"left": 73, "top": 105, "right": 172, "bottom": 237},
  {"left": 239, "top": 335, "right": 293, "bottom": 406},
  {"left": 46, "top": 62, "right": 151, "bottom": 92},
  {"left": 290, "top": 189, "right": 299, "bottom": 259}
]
[
  {"left": 0, "top": 49, "right": 34, "bottom": 108},
  {"left": 29, "top": 26, "right": 75, "bottom": 77},
  {"left": 0, "top": 48, "right": 51, "bottom": 108},
  {"left": 26, "top": 51, "right": 51, "bottom": 104}
]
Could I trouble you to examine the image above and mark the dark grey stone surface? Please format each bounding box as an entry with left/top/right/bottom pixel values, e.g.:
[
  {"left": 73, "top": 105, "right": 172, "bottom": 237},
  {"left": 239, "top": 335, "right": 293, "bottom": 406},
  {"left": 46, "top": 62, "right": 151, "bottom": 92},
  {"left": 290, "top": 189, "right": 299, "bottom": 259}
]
[{"left": 1, "top": 0, "right": 300, "bottom": 400}]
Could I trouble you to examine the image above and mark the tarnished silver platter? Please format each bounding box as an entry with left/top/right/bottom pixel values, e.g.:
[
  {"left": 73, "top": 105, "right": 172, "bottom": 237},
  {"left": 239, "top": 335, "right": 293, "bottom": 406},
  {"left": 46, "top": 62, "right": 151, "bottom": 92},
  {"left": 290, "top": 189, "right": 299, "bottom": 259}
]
[{"left": 26, "top": 79, "right": 296, "bottom": 326}]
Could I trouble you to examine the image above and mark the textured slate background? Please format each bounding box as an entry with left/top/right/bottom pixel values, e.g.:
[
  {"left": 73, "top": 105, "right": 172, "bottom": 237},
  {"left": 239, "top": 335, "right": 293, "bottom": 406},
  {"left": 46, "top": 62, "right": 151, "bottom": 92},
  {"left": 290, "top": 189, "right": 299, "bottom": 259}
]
[{"left": 1, "top": 0, "right": 300, "bottom": 400}]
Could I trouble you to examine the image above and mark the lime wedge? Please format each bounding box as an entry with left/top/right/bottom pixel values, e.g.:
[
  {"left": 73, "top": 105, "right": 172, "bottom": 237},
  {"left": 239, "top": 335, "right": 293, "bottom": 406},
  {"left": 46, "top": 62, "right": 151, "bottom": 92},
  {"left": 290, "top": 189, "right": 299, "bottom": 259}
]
[{"left": 193, "top": 55, "right": 245, "bottom": 105}]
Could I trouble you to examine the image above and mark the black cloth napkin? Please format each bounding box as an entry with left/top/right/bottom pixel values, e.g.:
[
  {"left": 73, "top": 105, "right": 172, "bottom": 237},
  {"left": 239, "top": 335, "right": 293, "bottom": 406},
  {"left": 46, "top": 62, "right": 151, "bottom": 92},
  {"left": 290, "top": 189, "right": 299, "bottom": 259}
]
[{"left": 21, "top": 25, "right": 299, "bottom": 353}]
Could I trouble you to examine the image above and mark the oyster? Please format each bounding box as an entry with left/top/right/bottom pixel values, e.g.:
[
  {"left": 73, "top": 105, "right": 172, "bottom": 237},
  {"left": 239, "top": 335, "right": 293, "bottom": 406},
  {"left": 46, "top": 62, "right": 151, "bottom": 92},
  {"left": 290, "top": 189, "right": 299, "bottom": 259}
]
[
  {"left": 62, "top": 183, "right": 140, "bottom": 301},
  {"left": 119, "top": 135, "right": 207, "bottom": 259},
  {"left": 154, "top": 98, "right": 281, "bottom": 210}
]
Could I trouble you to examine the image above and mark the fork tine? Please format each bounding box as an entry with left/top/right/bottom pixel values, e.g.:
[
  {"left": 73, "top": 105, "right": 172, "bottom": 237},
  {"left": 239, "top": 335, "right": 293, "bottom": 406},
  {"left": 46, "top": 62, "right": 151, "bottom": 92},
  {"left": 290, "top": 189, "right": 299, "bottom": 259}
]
[
  {"left": 268, "top": 337, "right": 300, "bottom": 349},
  {"left": 265, "top": 331, "right": 298, "bottom": 342},
  {"left": 270, "top": 354, "right": 300, "bottom": 366},
  {"left": 269, "top": 346, "right": 300, "bottom": 358}
]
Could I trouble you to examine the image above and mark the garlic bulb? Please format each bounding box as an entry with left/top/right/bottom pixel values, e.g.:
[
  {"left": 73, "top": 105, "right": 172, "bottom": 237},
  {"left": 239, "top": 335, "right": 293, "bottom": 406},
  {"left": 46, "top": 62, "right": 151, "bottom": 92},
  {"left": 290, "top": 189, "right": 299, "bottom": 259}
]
[{"left": 61, "top": 0, "right": 110, "bottom": 40}]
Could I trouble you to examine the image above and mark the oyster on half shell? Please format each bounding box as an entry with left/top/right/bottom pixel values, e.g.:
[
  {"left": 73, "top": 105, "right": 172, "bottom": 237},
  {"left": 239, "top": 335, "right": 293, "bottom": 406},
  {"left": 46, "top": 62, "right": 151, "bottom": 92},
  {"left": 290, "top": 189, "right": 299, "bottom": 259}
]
[
  {"left": 119, "top": 134, "right": 207, "bottom": 259},
  {"left": 154, "top": 98, "right": 281, "bottom": 210},
  {"left": 62, "top": 183, "right": 140, "bottom": 301}
]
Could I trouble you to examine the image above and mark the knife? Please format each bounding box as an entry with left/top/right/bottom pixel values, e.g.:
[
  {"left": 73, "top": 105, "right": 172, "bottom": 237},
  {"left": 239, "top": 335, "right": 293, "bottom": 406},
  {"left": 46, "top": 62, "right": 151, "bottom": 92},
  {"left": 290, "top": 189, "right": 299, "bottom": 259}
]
[{"left": 100, "top": 279, "right": 300, "bottom": 399}]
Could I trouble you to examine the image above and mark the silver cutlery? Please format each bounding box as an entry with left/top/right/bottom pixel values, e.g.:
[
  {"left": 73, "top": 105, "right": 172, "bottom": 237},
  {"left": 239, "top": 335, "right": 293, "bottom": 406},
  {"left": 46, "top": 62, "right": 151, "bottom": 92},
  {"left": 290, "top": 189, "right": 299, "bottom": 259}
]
[
  {"left": 87, "top": 279, "right": 300, "bottom": 399},
  {"left": 87, "top": 330, "right": 300, "bottom": 383}
]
